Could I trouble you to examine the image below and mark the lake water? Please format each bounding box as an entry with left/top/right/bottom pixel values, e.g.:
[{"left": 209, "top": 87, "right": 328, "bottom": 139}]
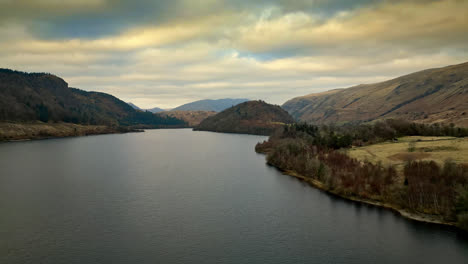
[{"left": 1, "top": 129, "right": 467, "bottom": 263}]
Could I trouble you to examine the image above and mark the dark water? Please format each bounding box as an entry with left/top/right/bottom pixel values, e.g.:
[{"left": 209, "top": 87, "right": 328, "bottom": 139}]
[{"left": 0, "top": 129, "right": 467, "bottom": 264}]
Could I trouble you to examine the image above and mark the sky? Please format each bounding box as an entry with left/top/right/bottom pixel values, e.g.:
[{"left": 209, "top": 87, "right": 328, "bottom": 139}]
[{"left": 1, "top": 0, "right": 467, "bottom": 109}]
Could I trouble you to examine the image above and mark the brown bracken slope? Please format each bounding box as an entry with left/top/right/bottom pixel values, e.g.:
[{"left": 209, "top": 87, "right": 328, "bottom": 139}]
[{"left": 283, "top": 62, "right": 468, "bottom": 127}]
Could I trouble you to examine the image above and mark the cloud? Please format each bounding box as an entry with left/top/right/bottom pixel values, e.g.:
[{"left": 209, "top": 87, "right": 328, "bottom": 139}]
[
  {"left": 234, "top": 0, "right": 468, "bottom": 55},
  {"left": 0, "top": 0, "right": 467, "bottom": 108}
]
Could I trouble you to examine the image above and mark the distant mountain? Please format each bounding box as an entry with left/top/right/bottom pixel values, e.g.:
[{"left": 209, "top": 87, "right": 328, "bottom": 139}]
[
  {"left": 283, "top": 62, "right": 468, "bottom": 127},
  {"left": 127, "top": 102, "right": 165, "bottom": 113},
  {"left": 146, "top": 107, "right": 165, "bottom": 113},
  {"left": 0, "top": 69, "right": 186, "bottom": 128},
  {"left": 195, "top": 100, "right": 294, "bottom": 135},
  {"left": 127, "top": 102, "right": 142, "bottom": 111},
  {"left": 159, "top": 110, "right": 216, "bottom": 127},
  {"left": 172, "top": 98, "right": 249, "bottom": 112}
]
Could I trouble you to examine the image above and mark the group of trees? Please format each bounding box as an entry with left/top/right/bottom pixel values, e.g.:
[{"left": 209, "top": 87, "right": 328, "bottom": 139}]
[
  {"left": 281, "top": 123, "right": 353, "bottom": 149},
  {"left": 261, "top": 137, "right": 398, "bottom": 200},
  {"left": 121, "top": 111, "right": 186, "bottom": 128},
  {"left": 256, "top": 119, "right": 468, "bottom": 230},
  {"left": 275, "top": 119, "right": 468, "bottom": 149},
  {"left": 404, "top": 161, "right": 468, "bottom": 223}
]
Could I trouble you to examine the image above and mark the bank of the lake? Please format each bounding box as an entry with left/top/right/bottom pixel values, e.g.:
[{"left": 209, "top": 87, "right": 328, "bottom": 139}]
[
  {"left": 267, "top": 164, "right": 456, "bottom": 227},
  {"left": 0, "top": 122, "right": 140, "bottom": 142},
  {"left": 255, "top": 121, "right": 468, "bottom": 232},
  {"left": 256, "top": 141, "right": 462, "bottom": 229}
]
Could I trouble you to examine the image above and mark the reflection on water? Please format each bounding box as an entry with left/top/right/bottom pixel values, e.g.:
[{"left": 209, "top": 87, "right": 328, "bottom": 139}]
[{"left": 0, "top": 129, "right": 467, "bottom": 264}]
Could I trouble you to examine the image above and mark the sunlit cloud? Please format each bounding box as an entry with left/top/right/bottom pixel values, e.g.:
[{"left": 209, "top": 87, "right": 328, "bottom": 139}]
[{"left": 1, "top": 0, "right": 467, "bottom": 108}]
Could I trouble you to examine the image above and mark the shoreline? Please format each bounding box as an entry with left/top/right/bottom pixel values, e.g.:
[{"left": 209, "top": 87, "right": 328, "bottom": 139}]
[
  {"left": 0, "top": 122, "right": 142, "bottom": 143},
  {"left": 281, "top": 169, "right": 456, "bottom": 226},
  {"left": 0, "top": 130, "right": 138, "bottom": 143},
  {"left": 257, "top": 151, "right": 458, "bottom": 228},
  {"left": 0, "top": 122, "right": 193, "bottom": 143}
]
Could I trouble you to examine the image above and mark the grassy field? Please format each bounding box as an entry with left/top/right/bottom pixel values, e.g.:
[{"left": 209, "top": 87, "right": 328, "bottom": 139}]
[{"left": 347, "top": 136, "right": 468, "bottom": 171}]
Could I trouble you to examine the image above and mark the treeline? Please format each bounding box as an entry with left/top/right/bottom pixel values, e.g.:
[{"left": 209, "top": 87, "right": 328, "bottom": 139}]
[
  {"left": 404, "top": 161, "right": 468, "bottom": 221},
  {"left": 256, "top": 119, "right": 468, "bottom": 230},
  {"left": 258, "top": 138, "right": 397, "bottom": 199},
  {"left": 277, "top": 119, "right": 468, "bottom": 149},
  {"left": 0, "top": 68, "right": 53, "bottom": 77},
  {"left": 121, "top": 111, "right": 187, "bottom": 128}
]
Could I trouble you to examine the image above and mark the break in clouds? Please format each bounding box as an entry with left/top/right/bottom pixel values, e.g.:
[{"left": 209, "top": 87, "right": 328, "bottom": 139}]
[{"left": 1, "top": 0, "right": 467, "bottom": 108}]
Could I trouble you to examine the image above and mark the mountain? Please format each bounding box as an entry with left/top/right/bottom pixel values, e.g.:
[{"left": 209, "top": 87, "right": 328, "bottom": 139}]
[
  {"left": 127, "top": 102, "right": 165, "bottom": 113},
  {"left": 195, "top": 100, "right": 295, "bottom": 135},
  {"left": 147, "top": 107, "right": 165, "bottom": 113},
  {"left": 127, "top": 102, "right": 142, "bottom": 111},
  {"left": 283, "top": 62, "right": 468, "bottom": 127},
  {"left": 172, "top": 98, "right": 249, "bottom": 112},
  {"left": 159, "top": 110, "right": 216, "bottom": 127},
  {"left": 0, "top": 69, "right": 186, "bottom": 128}
]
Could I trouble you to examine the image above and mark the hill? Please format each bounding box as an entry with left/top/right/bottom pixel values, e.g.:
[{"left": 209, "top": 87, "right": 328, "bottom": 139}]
[
  {"left": 172, "top": 98, "right": 249, "bottom": 112},
  {"left": 0, "top": 69, "right": 186, "bottom": 128},
  {"left": 195, "top": 100, "right": 294, "bottom": 135},
  {"left": 283, "top": 62, "right": 468, "bottom": 127},
  {"left": 127, "top": 102, "right": 165, "bottom": 113},
  {"left": 159, "top": 110, "right": 216, "bottom": 127},
  {"left": 127, "top": 102, "right": 142, "bottom": 111},
  {"left": 147, "top": 107, "right": 165, "bottom": 113}
]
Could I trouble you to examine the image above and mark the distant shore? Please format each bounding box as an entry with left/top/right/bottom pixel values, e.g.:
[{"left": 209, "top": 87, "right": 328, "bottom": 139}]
[{"left": 0, "top": 122, "right": 141, "bottom": 142}]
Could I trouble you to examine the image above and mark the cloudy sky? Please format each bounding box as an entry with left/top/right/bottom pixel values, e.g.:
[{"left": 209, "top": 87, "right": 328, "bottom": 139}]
[{"left": 1, "top": 0, "right": 467, "bottom": 108}]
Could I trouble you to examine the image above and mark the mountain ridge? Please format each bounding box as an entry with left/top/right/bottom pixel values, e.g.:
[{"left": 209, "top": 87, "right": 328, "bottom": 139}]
[
  {"left": 283, "top": 62, "right": 468, "bottom": 126},
  {"left": 172, "top": 98, "right": 249, "bottom": 112},
  {"left": 127, "top": 102, "right": 165, "bottom": 113}
]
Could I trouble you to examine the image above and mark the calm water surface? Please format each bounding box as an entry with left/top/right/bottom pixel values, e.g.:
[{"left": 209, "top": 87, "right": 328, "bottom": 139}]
[{"left": 1, "top": 129, "right": 467, "bottom": 263}]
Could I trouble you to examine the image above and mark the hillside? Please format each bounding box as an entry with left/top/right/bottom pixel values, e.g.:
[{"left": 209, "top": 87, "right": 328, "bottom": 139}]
[
  {"left": 0, "top": 69, "right": 186, "bottom": 128},
  {"left": 195, "top": 100, "right": 294, "bottom": 135},
  {"left": 283, "top": 62, "right": 468, "bottom": 126},
  {"left": 128, "top": 102, "right": 165, "bottom": 113},
  {"left": 159, "top": 110, "right": 216, "bottom": 127},
  {"left": 172, "top": 98, "right": 249, "bottom": 112},
  {"left": 147, "top": 107, "right": 165, "bottom": 113},
  {"left": 127, "top": 102, "right": 142, "bottom": 111},
  {"left": 127, "top": 102, "right": 165, "bottom": 113}
]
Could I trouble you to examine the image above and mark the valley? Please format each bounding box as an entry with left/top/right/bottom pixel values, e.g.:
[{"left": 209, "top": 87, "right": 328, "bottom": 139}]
[{"left": 3, "top": 1, "right": 468, "bottom": 262}]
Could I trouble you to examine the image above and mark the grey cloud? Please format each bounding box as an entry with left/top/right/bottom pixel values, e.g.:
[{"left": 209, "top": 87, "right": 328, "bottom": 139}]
[{"left": 0, "top": 0, "right": 467, "bottom": 109}]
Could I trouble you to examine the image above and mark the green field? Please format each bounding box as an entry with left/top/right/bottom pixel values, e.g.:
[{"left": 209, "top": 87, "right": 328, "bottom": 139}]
[{"left": 347, "top": 136, "right": 468, "bottom": 171}]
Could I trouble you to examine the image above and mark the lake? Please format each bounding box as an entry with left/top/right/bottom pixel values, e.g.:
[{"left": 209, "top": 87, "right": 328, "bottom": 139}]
[{"left": 1, "top": 129, "right": 467, "bottom": 263}]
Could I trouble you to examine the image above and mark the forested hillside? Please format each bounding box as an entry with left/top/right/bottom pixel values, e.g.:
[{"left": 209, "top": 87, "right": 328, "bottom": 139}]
[
  {"left": 195, "top": 100, "right": 294, "bottom": 135},
  {"left": 0, "top": 69, "right": 186, "bottom": 128},
  {"left": 159, "top": 110, "right": 216, "bottom": 127}
]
